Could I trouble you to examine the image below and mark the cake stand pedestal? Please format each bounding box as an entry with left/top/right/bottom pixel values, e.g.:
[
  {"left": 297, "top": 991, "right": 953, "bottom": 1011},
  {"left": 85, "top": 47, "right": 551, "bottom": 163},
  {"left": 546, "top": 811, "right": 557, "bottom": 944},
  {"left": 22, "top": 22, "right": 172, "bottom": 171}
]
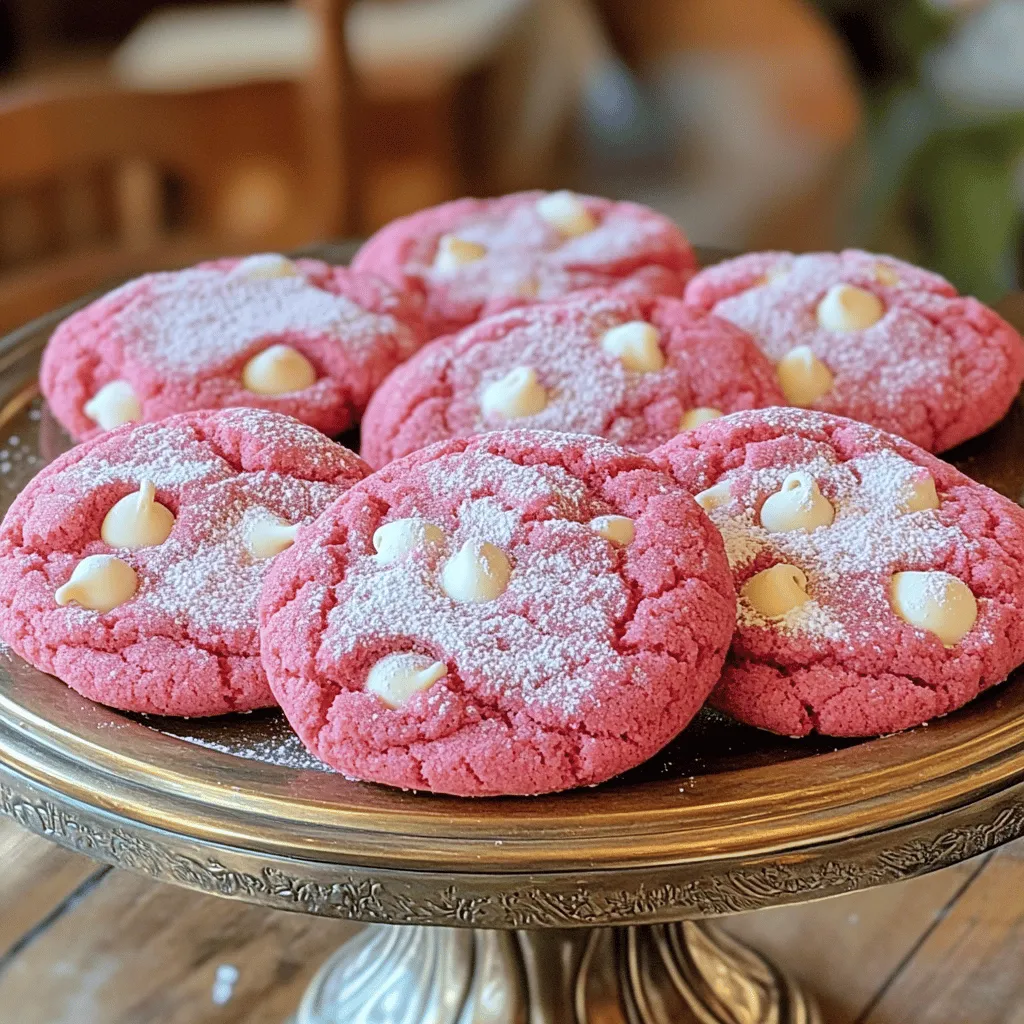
[
  {"left": 2, "top": 252, "right": 1024, "bottom": 1024},
  {"left": 294, "top": 921, "right": 819, "bottom": 1024}
]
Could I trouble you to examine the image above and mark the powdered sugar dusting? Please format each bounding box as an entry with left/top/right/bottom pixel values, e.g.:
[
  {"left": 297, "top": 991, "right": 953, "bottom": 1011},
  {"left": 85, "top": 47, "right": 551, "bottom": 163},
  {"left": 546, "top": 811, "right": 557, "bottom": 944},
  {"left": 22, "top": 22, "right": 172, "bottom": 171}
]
[
  {"left": 59, "top": 423, "right": 230, "bottom": 491},
  {"left": 41, "top": 415, "right": 356, "bottom": 637},
  {"left": 421, "top": 450, "right": 589, "bottom": 521},
  {"left": 326, "top": 450, "right": 635, "bottom": 715},
  {"left": 135, "top": 480, "right": 322, "bottom": 631},
  {"left": 214, "top": 405, "right": 347, "bottom": 457},
  {"left": 697, "top": 251, "right": 976, "bottom": 450},
  {"left": 170, "top": 721, "right": 329, "bottom": 771},
  {"left": 458, "top": 299, "right": 630, "bottom": 438},
  {"left": 115, "top": 266, "right": 400, "bottom": 373},
  {"left": 713, "top": 254, "right": 950, "bottom": 375},
  {"left": 416, "top": 198, "right": 675, "bottom": 304},
  {"left": 365, "top": 287, "right": 786, "bottom": 465}
]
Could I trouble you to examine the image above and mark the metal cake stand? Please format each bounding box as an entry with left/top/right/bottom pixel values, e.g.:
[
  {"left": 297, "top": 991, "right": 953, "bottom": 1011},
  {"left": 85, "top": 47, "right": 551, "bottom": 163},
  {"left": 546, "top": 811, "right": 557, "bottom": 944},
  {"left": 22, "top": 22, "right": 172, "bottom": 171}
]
[{"left": 3, "top": 247, "right": 1024, "bottom": 1023}]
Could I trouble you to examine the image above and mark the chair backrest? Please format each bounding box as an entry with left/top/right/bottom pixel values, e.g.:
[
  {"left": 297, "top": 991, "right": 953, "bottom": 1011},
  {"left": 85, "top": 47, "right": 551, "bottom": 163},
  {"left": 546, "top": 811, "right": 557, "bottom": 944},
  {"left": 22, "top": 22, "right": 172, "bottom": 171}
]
[{"left": 0, "top": 0, "right": 355, "bottom": 336}]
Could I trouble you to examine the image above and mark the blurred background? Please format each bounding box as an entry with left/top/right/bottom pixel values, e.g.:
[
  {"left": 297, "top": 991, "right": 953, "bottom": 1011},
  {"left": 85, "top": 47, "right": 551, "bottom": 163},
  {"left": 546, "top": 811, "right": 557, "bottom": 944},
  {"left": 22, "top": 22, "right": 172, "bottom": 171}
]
[{"left": 0, "top": 0, "right": 1021, "bottom": 335}]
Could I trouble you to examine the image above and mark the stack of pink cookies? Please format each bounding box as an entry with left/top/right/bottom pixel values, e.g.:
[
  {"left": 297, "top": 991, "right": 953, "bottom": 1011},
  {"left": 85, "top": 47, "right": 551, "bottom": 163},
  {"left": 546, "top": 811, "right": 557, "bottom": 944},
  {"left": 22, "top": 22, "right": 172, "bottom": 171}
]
[{"left": 4, "top": 189, "right": 1024, "bottom": 797}]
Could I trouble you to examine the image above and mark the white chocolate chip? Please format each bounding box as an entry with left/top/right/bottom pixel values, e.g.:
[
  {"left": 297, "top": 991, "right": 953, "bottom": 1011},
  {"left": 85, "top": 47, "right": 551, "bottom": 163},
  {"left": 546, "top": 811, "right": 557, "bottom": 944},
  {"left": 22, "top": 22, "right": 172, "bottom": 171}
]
[
  {"left": 752, "top": 265, "right": 789, "bottom": 289},
  {"left": 536, "top": 190, "right": 597, "bottom": 237},
  {"left": 816, "top": 283, "right": 885, "bottom": 332},
  {"left": 434, "top": 234, "right": 486, "bottom": 272},
  {"left": 759, "top": 472, "right": 835, "bottom": 533},
  {"left": 480, "top": 366, "right": 547, "bottom": 420},
  {"left": 84, "top": 380, "right": 142, "bottom": 431},
  {"left": 247, "top": 517, "right": 300, "bottom": 560},
  {"left": 898, "top": 472, "right": 940, "bottom": 514},
  {"left": 875, "top": 263, "right": 900, "bottom": 286},
  {"left": 101, "top": 480, "right": 174, "bottom": 550},
  {"left": 441, "top": 540, "right": 511, "bottom": 603},
  {"left": 373, "top": 518, "right": 445, "bottom": 565},
  {"left": 742, "top": 563, "right": 810, "bottom": 619},
  {"left": 230, "top": 253, "right": 299, "bottom": 280},
  {"left": 600, "top": 321, "right": 665, "bottom": 373},
  {"left": 55, "top": 555, "right": 138, "bottom": 613},
  {"left": 365, "top": 652, "right": 447, "bottom": 708},
  {"left": 242, "top": 344, "right": 317, "bottom": 395},
  {"left": 695, "top": 481, "right": 732, "bottom": 512},
  {"left": 776, "top": 346, "right": 834, "bottom": 406},
  {"left": 679, "top": 407, "right": 723, "bottom": 431},
  {"left": 590, "top": 515, "right": 635, "bottom": 546},
  {"left": 890, "top": 571, "right": 977, "bottom": 647}
]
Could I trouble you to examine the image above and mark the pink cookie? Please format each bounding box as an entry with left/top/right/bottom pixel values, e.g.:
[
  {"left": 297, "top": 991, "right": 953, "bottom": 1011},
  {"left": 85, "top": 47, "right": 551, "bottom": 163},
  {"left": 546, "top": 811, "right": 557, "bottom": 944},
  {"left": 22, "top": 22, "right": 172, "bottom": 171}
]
[
  {"left": 260, "top": 429, "right": 736, "bottom": 796},
  {"left": 653, "top": 408, "right": 1024, "bottom": 737},
  {"left": 0, "top": 408, "right": 369, "bottom": 716},
  {"left": 360, "top": 293, "right": 785, "bottom": 468},
  {"left": 351, "top": 191, "right": 696, "bottom": 338},
  {"left": 684, "top": 250, "right": 1024, "bottom": 452},
  {"left": 41, "top": 254, "right": 426, "bottom": 442}
]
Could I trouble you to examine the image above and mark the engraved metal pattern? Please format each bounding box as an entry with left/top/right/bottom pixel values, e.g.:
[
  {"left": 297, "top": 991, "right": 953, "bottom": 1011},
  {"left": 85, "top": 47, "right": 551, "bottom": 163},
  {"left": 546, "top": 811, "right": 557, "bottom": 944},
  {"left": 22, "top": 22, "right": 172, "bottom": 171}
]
[
  {"left": 4, "top": 772, "right": 1024, "bottom": 926},
  {"left": 292, "top": 922, "right": 821, "bottom": 1024}
]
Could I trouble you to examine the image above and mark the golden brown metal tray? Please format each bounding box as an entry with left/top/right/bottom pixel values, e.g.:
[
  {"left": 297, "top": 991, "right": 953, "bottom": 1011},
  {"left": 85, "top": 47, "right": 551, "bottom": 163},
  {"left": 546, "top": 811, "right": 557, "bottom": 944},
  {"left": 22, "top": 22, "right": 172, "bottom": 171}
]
[{"left": 2, "top": 246, "right": 1024, "bottom": 934}]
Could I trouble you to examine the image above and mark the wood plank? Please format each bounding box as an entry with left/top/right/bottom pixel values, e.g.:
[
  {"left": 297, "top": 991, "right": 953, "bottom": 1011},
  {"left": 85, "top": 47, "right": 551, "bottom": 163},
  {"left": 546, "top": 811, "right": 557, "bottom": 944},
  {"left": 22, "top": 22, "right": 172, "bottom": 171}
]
[
  {"left": 863, "top": 839, "right": 1024, "bottom": 1024},
  {"left": 0, "top": 868, "right": 359, "bottom": 1024},
  {"left": 0, "top": 817, "right": 100, "bottom": 960},
  {"left": 723, "top": 857, "right": 986, "bottom": 1024}
]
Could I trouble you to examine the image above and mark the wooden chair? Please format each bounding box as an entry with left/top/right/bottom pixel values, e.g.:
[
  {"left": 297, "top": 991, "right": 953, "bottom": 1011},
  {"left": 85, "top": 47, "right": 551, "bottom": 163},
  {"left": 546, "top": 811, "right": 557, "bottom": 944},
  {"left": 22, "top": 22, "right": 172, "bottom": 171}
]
[
  {"left": 111, "top": 0, "right": 532, "bottom": 228},
  {"left": 0, "top": 0, "right": 353, "bottom": 336}
]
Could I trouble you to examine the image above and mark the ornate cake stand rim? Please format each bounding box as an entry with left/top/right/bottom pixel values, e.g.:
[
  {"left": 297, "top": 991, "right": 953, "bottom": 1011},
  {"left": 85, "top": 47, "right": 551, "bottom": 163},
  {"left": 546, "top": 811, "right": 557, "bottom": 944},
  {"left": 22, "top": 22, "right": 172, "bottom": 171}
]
[{"left": 4, "top": 756, "right": 1024, "bottom": 926}]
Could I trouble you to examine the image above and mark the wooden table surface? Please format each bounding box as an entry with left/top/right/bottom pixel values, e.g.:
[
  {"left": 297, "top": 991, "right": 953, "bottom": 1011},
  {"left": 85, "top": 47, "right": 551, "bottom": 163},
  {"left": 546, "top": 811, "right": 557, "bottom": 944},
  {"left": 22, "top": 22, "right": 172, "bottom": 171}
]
[{"left": 1, "top": 814, "right": 1021, "bottom": 1023}]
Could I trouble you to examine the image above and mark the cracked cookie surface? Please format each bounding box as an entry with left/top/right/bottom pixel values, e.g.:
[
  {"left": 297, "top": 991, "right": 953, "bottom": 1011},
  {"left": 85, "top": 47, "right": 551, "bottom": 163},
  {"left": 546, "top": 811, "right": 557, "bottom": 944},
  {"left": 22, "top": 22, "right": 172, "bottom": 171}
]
[
  {"left": 351, "top": 191, "right": 696, "bottom": 338},
  {"left": 360, "top": 293, "right": 784, "bottom": 467},
  {"left": 259, "top": 429, "right": 735, "bottom": 795},
  {"left": 684, "top": 250, "right": 1024, "bottom": 452},
  {"left": 654, "top": 408, "right": 1024, "bottom": 737},
  {"left": 0, "top": 408, "right": 368, "bottom": 716},
  {"left": 41, "top": 256, "right": 425, "bottom": 441}
]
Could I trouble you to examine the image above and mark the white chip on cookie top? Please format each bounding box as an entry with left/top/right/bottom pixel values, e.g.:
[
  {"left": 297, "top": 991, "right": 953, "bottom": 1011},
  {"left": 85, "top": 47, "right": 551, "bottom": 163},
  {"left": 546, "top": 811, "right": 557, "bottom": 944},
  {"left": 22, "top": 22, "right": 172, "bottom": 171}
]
[
  {"left": 759, "top": 472, "right": 834, "bottom": 533},
  {"left": 365, "top": 652, "right": 448, "bottom": 707},
  {"left": 242, "top": 344, "right": 317, "bottom": 395},
  {"left": 890, "top": 570, "right": 977, "bottom": 647},
  {"left": 480, "top": 365, "right": 549, "bottom": 420},
  {"left": 230, "top": 253, "right": 300, "bottom": 280},
  {"left": 246, "top": 516, "right": 301, "bottom": 560},
  {"left": 600, "top": 321, "right": 665, "bottom": 373},
  {"left": 101, "top": 480, "right": 175, "bottom": 550},
  {"left": 536, "top": 190, "right": 598, "bottom": 237},
  {"left": 84, "top": 380, "right": 142, "bottom": 430},
  {"left": 55, "top": 554, "right": 138, "bottom": 613},
  {"left": 590, "top": 514, "right": 635, "bottom": 545},
  {"left": 373, "top": 518, "right": 445, "bottom": 565},
  {"left": 434, "top": 235, "right": 487, "bottom": 272}
]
